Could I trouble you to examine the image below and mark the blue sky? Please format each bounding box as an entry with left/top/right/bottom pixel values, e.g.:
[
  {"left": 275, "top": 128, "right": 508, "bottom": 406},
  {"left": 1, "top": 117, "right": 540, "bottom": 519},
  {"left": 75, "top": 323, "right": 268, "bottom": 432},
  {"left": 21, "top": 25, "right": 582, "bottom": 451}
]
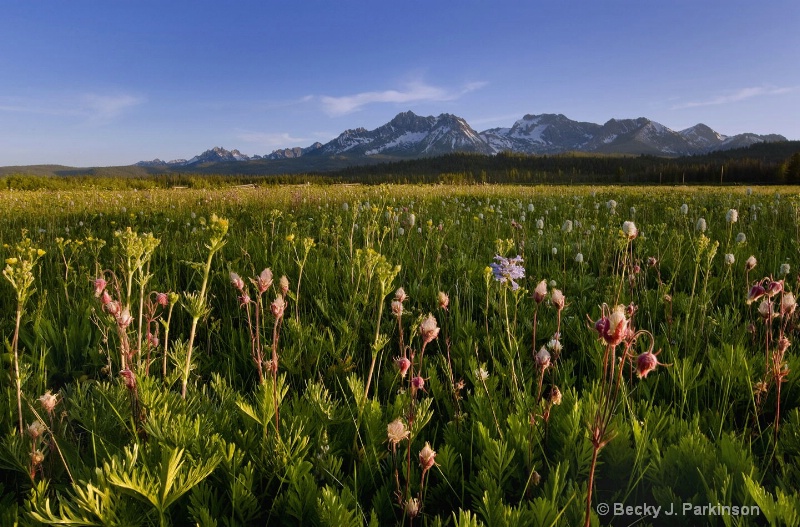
[{"left": 1, "top": 1, "right": 798, "bottom": 166}]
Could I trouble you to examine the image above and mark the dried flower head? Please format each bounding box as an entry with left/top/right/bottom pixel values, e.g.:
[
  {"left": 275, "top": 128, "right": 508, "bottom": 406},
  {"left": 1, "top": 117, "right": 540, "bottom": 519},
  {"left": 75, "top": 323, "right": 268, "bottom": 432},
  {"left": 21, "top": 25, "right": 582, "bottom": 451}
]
[
  {"left": 437, "top": 291, "right": 450, "bottom": 310},
  {"left": 746, "top": 256, "right": 757, "bottom": 271},
  {"left": 119, "top": 369, "right": 136, "bottom": 391},
  {"left": 279, "top": 275, "right": 290, "bottom": 296},
  {"left": 405, "top": 498, "right": 421, "bottom": 519},
  {"left": 395, "top": 287, "right": 408, "bottom": 303},
  {"left": 551, "top": 289, "right": 565, "bottom": 311},
  {"left": 39, "top": 391, "right": 58, "bottom": 415},
  {"left": 621, "top": 221, "right": 638, "bottom": 239},
  {"left": 270, "top": 296, "right": 286, "bottom": 319},
  {"left": 253, "top": 268, "right": 273, "bottom": 294},
  {"left": 395, "top": 356, "right": 411, "bottom": 377},
  {"left": 230, "top": 272, "right": 245, "bottom": 292},
  {"left": 391, "top": 299, "right": 403, "bottom": 317},
  {"left": 533, "top": 280, "right": 548, "bottom": 303},
  {"left": 420, "top": 314, "right": 440, "bottom": 345},
  {"left": 387, "top": 418, "right": 410, "bottom": 445},
  {"left": 419, "top": 442, "right": 437, "bottom": 472},
  {"left": 781, "top": 292, "right": 797, "bottom": 316},
  {"left": 27, "top": 420, "right": 46, "bottom": 440},
  {"left": 777, "top": 336, "right": 791, "bottom": 354},
  {"left": 535, "top": 347, "right": 551, "bottom": 370},
  {"left": 546, "top": 385, "right": 563, "bottom": 405}
]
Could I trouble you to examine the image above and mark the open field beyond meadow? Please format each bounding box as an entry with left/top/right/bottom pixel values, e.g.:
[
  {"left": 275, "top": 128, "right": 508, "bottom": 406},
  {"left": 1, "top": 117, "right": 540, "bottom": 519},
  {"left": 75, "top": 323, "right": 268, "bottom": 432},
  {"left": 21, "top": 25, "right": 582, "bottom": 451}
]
[{"left": 1, "top": 184, "right": 800, "bottom": 526}]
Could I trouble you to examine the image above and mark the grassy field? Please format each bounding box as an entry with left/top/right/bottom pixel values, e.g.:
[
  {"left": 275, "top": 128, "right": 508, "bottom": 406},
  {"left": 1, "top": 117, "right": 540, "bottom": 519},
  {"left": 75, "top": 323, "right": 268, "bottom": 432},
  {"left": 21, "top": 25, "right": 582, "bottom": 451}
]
[{"left": 1, "top": 184, "right": 799, "bottom": 526}]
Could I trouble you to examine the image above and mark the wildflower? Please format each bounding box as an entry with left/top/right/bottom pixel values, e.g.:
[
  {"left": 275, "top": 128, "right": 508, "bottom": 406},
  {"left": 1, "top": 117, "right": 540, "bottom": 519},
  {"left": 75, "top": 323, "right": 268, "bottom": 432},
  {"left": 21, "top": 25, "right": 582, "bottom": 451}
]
[
  {"left": 621, "top": 221, "right": 638, "bottom": 239},
  {"left": 766, "top": 280, "right": 784, "bottom": 298},
  {"left": 781, "top": 292, "right": 797, "bottom": 316},
  {"left": 552, "top": 247, "right": 558, "bottom": 255},
  {"left": 595, "top": 304, "right": 628, "bottom": 347},
  {"left": 475, "top": 367, "right": 489, "bottom": 381},
  {"left": 696, "top": 218, "right": 707, "bottom": 232},
  {"left": 105, "top": 300, "right": 121, "bottom": 317},
  {"left": 398, "top": 227, "right": 405, "bottom": 236},
  {"left": 387, "top": 418, "right": 410, "bottom": 445},
  {"left": 606, "top": 199, "right": 617, "bottom": 211},
  {"left": 93, "top": 278, "right": 107, "bottom": 297},
  {"left": 279, "top": 275, "right": 289, "bottom": 296},
  {"left": 238, "top": 293, "right": 251, "bottom": 307},
  {"left": 155, "top": 292, "right": 169, "bottom": 307},
  {"left": 547, "top": 338, "right": 563, "bottom": 354},
  {"left": 635, "top": 351, "right": 659, "bottom": 379},
  {"left": 420, "top": 314, "right": 440, "bottom": 345},
  {"left": 630, "top": 206, "right": 636, "bottom": 216},
  {"left": 230, "top": 272, "right": 245, "bottom": 292},
  {"left": 528, "top": 203, "right": 535, "bottom": 212},
  {"left": 489, "top": 255, "right": 525, "bottom": 291},
  {"left": 777, "top": 337, "right": 791, "bottom": 353},
  {"left": 536, "top": 218, "right": 544, "bottom": 230},
  {"left": 745, "top": 256, "right": 757, "bottom": 271},
  {"left": 395, "top": 287, "right": 408, "bottom": 303},
  {"left": 562, "top": 220, "right": 573, "bottom": 233},
  {"left": 535, "top": 347, "right": 551, "bottom": 370},
  {"left": 781, "top": 263, "right": 791, "bottom": 276},
  {"left": 546, "top": 385, "right": 563, "bottom": 405},
  {"left": 27, "top": 421, "right": 46, "bottom": 440},
  {"left": 551, "top": 289, "right": 565, "bottom": 311},
  {"left": 680, "top": 203, "right": 689, "bottom": 215},
  {"left": 419, "top": 442, "right": 437, "bottom": 472},
  {"left": 411, "top": 376, "right": 425, "bottom": 391},
  {"left": 31, "top": 450, "right": 45, "bottom": 467},
  {"left": 119, "top": 369, "right": 137, "bottom": 391},
  {"left": 253, "top": 268, "right": 273, "bottom": 294},
  {"left": 39, "top": 391, "right": 58, "bottom": 415},
  {"left": 391, "top": 300, "right": 403, "bottom": 317},
  {"left": 405, "top": 498, "right": 421, "bottom": 519},
  {"left": 736, "top": 232, "right": 747, "bottom": 244},
  {"left": 438, "top": 291, "right": 450, "bottom": 310},
  {"left": 575, "top": 252, "right": 584, "bottom": 263},
  {"left": 724, "top": 253, "right": 735, "bottom": 265},
  {"left": 285, "top": 233, "right": 295, "bottom": 242},
  {"left": 270, "top": 296, "right": 286, "bottom": 319},
  {"left": 395, "top": 357, "right": 411, "bottom": 377},
  {"left": 533, "top": 280, "right": 548, "bottom": 303},
  {"left": 100, "top": 290, "right": 113, "bottom": 306},
  {"left": 726, "top": 209, "right": 739, "bottom": 223},
  {"left": 117, "top": 308, "right": 133, "bottom": 330},
  {"left": 747, "top": 284, "right": 766, "bottom": 305},
  {"left": 758, "top": 299, "right": 773, "bottom": 319},
  {"left": 647, "top": 256, "right": 658, "bottom": 267}
]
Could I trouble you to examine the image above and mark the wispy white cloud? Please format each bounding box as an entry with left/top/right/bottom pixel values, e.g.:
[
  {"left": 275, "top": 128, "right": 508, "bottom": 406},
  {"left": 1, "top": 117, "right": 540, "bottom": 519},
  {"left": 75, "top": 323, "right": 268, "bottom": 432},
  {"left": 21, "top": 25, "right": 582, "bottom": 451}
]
[
  {"left": 0, "top": 92, "right": 144, "bottom": 122},
  {"left": 672, "top": 86, "right": 793, "bottom": 109},
  {"left": 320, "top": 81, "right": 487, "bottom": 116},
  {"left": 237, "top": 131, "right": 311, "bottom": 150}
]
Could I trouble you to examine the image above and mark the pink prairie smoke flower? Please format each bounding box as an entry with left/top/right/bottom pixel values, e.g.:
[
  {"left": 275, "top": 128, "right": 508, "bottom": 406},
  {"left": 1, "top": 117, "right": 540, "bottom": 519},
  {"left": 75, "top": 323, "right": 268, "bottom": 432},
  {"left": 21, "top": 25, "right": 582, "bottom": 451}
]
[
  {"left": 777, "top": 336, "right": 791, "bottom": 353},
  {"left": 635, "top": 350, "right": 660, "bottom": 379},
  {"left": 27, "top": 421, "right": 46, "bottom": 440},
  {"left": 546, "top": 385, "right": 563, "bottom": 405},
  {"left": 238, "top": 293, "right": 251, "bottom": 307},
  {"left": 647, "top": 256, "right": 658, "bottom": 267},
  {"left": 595, "top": 304, "right": 628, "bottom": 347},
  {"left": 39, "top": 391, "right": 58, "bottom": 415},
  {"left": 535, "top": 347, "right": 551, "bottom": 370},
  {"left": 93, "top": 278, "right": 107, "bottom": 297},
  {"left": 270, "top": 296, "right": 286, "bottom": 319},
  {"left": 395, "top": 357, "right": 411, "bottom": 377},
  {"left": 438, "top": 291, "right": 450, "bottom": 310},
  {"left": 395, "top": 287, "right": 408, "bottom": 303},
  {"left": 105, "top": 300, "right": 121, "bottom": 317},
  {"left": 551, "top": 289, "right": 565, "bottom": 311},
  {"left": 100, "top": 290, "right": 113, "bottom": 306},
  {"left": 279, "top": 275, "right": 289, "bottom": 296},
  {"left": 119, "top": 369, "right": 136, "bottom": 391},
  {"left": 533, "top": 280, "right": 548, "bottom": 303},
  {"left": 156, "top": 292, "right": 169, "bottom": 307},
  {"left": 781, "top": 292, "right": 797, "bottom": 316},
  {"left": 747, "top": 284, "right": 766, "bottom": 305},
  {"left": 411, "top": 376, "right": 425, "bottom": 391},
  {"left": 230, "top": 272, "right": 245, "bottom": 292},
  {"left": 766, "top": 280, "right": 784, "bottom": 298},
  {"left": 405, "top": 498, "right": 421, "bottom": 519},
  {"left": 746, "top": 256, "right": 757, "bottom": 271},
  {"left": 146, "top": 332, "right": 159, "bottom": 348},
  {"left": 117, "top": 308, "right": 133, "bottom": 330},
  {"left": 419, "top": 442, "right": 437, "bottom": 472},
  {"left": 252, "top": 268, "right": 273, "bottom": 294},
  {"left": 420, "top": 314, "right": 440, "bottom": 345},
  {"left": 387, "top": 418, "right": 410, "bottom": 445},
  {"left": 391, "top": 299, "right": 403, "bottom": 317}
]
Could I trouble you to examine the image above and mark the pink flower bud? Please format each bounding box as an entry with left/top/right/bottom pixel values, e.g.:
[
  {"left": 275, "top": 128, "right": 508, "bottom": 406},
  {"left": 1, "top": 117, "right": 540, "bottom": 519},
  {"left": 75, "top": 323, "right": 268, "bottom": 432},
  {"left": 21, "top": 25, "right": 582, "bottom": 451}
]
[
  {"left": 395, "top": 357, "right": 411, "bottom": 377},
  {"left": 105, "top": 300, "right": 121, "bottom": 317},
  {"left": 253, "top": 268, "right": 273, "bottom": 294},
  {"left": 766, "top": 280, "right": 784, "bottom": 298},
  {"left": 533, "top": 280, "right": 548, "bottom": 304},
  {"left": 119, "top": 369, "right": 136, "bottom": 391},
  {"left": 411, "top": 376, "right": 425, "bottom": 391},
  {"left": 420, "top": 314, "right": 440, "bottom": 345},
  {"left": 270, "top": 296, "right": 286, "bottom": 319},
  {"left": 156, "top": 292, "right": 169, "bottom": 307},
  {"left": 747, "top": 284, "right": 766, "bottom": 305},
  {"left": 230, "top": 272, "right": 245, "bottom": 292},
  {"left": 93, "top": 278, "right": 107, "bottom": 297},
  {"left": 535, "top": 347, "right": 551, "bottom": 370},
  {"left": 635, "top": 351, "right": 659, "bottom": 379},
  {"left": 101, "top": 290, "right": 113, "bottom": 306},
  {"left": 419, "top": 442, "right": 437, "bottom": 472}
]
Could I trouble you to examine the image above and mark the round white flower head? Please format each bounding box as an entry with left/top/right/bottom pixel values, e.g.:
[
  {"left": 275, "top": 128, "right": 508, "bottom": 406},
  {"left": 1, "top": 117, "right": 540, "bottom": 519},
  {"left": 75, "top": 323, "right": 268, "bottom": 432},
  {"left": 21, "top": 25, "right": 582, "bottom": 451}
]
[
  {"left": 781, "top": 263, "right": 791, "bottom": 276},
  {"left": 562, "top": 220, "right": 573, "bottom": 233},
  {"left": 696, "top": 218, "right": 707, "bottom": 232},
  {"left": 622, "top": 221, "right": 638, "bottom": 239},
  {"left": 724, "top": 253, "right": 735, "bottom": 265},
  {"left": 680, "top": 203, "right": 689, "bottom": 215},
  {"left": 726, "top": 209, "right": 739, "bottom": 223},
  {"left": 575, "top": 252, "right": 584, "bottom": 263},
  {"left": 536, "top": 218, "right": 545, "bottom": 230},
  {"left": 736, "top": 232, "right": 746, "bottom": 244},
  {"left": 552, "top": 247, "right": 558, "bottom": 255}
]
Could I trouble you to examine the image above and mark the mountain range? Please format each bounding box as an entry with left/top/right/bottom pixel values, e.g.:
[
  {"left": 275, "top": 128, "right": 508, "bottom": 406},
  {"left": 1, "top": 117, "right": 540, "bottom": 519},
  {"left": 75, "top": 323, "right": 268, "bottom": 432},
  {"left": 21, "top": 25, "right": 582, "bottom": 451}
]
[{"left": 137, "top": 111, "right": 787, "bottom": 169}]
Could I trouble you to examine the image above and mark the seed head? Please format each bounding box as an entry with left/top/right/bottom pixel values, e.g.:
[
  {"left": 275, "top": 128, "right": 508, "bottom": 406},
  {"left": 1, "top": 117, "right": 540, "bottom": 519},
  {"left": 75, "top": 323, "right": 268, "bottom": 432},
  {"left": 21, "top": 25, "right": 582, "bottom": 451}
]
[
  {"left": 781, "top": 263, "right": 791, "bottom": 276},
  {"left": 736, "top": 232, "right": 747, "bottom": 244},
  {"left": 420, "top": 314, "right": 440, "bottom": 345},
  {"left": 535, "top": 347, "right": 551, "bottom": 370},
  {"left": 230, "top": 272, "right": 245, "bottom": 292},
  {"left": 781, "top": 292, "right": 796, "bottom": 316},
  {"left": 395, "top": 287, "right": 408, "bottom": 303},
  {"left": 777, "top": 336, "right": 791, "bottom": 353},
  {"left": 758, "top": 299, "right": 773, "bottom": 319},
  {"left": 419, "top": 442, "right": 437, "bottom": 472},
  {"left": 387, "top": 418, "right": 410, "bottom": 445},
  {"left": 551, "top": 289, "right": 565, "bottom": 311},
  {"left": 279, "top": 275, "right": 290, "bottom": 296},
  {"left": 27, "top": 420, "right": 46, "bottom": 440},
  {"left": 724, "top": 253, "right": 735, "bottom": 266},
  {"left": 533, "top": 280, "right": 548, "bottom": 303},
  {"left": 745, "top": 256, "right": 757, "bottom": 271},
  {"left": 39, "top": 391, "right": 58, "bottom": 415},
  {"left": 546, "top": 385, "right": 563, "bottom": 405},
  {"left": 253, "top": 268, "right": 273, "bottom": 294},
  {"left": 438, "top": 291, "right": 450, "bottom": 310},
  {"left": 696, "top": 218, "right": 707, "bottom": 232},
  {"left": 621, "top": 221, "right": 638, "bottom": 239},
  {"left": 270, "top": 296, "right": 286, "bottom": 319},
  {"left": 405, "top": 498, "right": 421, "bottom": 519},
  {"left": 680, "top": 203, "right": 689, "bottom": 215}
]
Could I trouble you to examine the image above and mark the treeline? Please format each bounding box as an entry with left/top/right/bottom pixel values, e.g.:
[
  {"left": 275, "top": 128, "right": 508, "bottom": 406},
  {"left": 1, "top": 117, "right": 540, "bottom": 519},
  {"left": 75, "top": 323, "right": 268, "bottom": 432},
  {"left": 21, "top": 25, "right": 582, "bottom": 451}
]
[{"left": 2, "top": 141, "right": 799, "bottom": 190}]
